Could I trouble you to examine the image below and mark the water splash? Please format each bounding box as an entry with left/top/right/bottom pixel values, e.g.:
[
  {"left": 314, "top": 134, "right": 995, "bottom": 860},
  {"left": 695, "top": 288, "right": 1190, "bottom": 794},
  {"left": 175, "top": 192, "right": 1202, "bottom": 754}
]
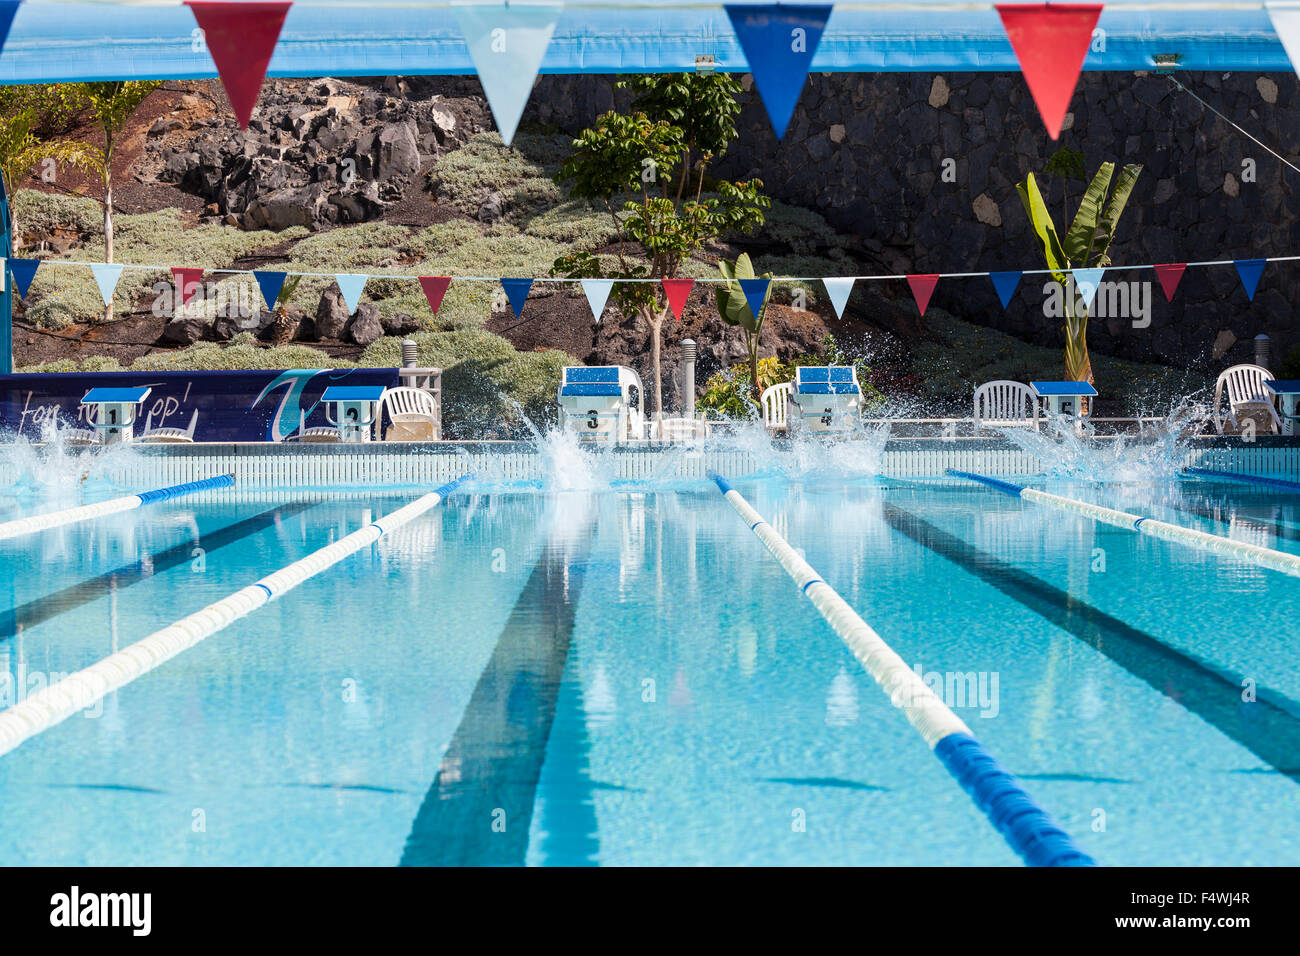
[{"left": 0, "top": 419, "right": 137, "bottom": 505}]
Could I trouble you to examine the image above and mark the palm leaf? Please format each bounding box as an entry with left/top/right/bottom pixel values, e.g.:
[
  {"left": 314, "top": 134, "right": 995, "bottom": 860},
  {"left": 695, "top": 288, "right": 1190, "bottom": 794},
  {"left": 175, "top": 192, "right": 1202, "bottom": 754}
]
[
  {"left": 1092, "top": 163, "right": 1142, "bottom": 267},
  {"left": 1062, "top": 162, "right": 1114, "bottom": 264},
  {"left": 1015, "top": 172, "right": 1069, "bottom": 283}
]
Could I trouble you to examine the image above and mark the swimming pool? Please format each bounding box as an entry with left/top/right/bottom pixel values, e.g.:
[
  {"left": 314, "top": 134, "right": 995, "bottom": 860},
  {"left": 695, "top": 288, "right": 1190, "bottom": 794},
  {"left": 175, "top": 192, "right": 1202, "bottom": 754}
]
[{"left": 0, "top": 460, "right": 1297, "bottom": 866}]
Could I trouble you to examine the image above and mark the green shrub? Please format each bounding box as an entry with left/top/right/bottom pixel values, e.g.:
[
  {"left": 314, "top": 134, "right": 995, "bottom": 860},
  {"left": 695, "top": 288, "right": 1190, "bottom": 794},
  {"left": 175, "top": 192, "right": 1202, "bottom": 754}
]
[{"left": 12, "top": 189, "right": 101, "bottom": 241}]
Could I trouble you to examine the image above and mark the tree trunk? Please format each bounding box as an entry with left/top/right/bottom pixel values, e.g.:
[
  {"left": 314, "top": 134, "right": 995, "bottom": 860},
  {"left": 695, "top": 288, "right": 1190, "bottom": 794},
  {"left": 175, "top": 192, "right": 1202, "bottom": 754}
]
[
  {"left": 102, "top": 178, "right": 114, "bottom": 325},
  {"left": 748, "top": 332, "right": 760, "bottom": 397},
  {"left": 647, "top": 306, "right": 664, "bottom": 421}
]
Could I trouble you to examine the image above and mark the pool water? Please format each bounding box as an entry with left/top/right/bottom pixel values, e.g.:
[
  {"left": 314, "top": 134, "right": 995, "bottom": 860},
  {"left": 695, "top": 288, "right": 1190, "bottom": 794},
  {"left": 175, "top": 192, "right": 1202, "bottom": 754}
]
[{"left": 0, "top": 474, "right": 1297, "bottom": 866}]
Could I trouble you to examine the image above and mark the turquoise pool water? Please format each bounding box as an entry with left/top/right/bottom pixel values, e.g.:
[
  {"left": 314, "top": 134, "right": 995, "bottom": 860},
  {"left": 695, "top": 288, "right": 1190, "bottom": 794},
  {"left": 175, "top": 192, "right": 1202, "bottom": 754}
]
[{"left": 0, "top": 473, "right": 1297, "bottom": 866}]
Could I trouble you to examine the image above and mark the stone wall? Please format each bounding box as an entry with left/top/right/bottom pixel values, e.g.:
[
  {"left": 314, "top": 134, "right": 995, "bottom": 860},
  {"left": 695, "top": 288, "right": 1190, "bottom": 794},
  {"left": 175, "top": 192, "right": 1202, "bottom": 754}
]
[{"left": 531, "top": 70, "right": 1300, "bottom": 372}]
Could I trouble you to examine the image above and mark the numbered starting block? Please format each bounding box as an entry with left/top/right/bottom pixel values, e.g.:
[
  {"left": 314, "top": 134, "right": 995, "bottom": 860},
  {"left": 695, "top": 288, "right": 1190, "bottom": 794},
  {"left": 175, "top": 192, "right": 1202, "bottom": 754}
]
[
  {"left": 791, "top": 366, "right": 863, "bottom": 435},
  {"left": 321, "top": 385, "right": 385, "bottom": 443},
  {"left": 557, "top": 366, "right": 646, "bottom": 442},
  {"left": 81, "top": 386, "right": 152, "bottom": 444}
]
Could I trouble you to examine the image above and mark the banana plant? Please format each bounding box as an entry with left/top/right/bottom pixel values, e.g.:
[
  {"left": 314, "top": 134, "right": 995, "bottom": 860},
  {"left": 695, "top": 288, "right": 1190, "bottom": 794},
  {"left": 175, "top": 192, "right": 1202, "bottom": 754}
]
[
  {"left": 715, "top": 252, "right": 773, "bottom": 399},
  {"left": 1017, "top": 159, "right": 1142, "bottom": 384}
]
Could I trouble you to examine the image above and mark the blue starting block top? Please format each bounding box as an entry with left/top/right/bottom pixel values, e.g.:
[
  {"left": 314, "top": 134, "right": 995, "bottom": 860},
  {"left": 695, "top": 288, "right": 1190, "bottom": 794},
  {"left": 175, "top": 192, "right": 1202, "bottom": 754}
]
[
  {"left": 1265, "top": 380, "right": 1300, "bottom": 395},
  {"left": 321, "top": 386, "right": 387, "bottom": 402},
  {"left": 1031, "top": 381, "right": 1098, "bottom": 397},
  {"left": 561, "top": 366, "right": 623, "bottom": 397},
  {"left": 82, "top": 387, "right": 152, "bottom": 404},
  {"left": 795, "top": 366, "right": 860, "bottom": 395}
]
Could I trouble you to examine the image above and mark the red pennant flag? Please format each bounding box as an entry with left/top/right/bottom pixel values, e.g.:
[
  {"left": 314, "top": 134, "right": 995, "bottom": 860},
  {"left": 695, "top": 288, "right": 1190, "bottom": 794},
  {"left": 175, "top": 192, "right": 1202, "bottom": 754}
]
[
  {"left": 186, "top": 2, "right": 292, "bottom": 130},
  {"left": 419, "top": 276, "right": 452, "bottom": 316},
  {"left": 996, "top": 4, "right": 1103, "bottom": 140},
  {"left": 172, "top": 267, "right": 204, "bottom": 306},
  {"left": 1152, "top": 263, "right": 1186, "bottom": 302},
  {"left": 662, "top": 279, "right": 695, "bottom": 320},
  {"left": 906, "top": 274, "right": 940, "bottom": 316}
]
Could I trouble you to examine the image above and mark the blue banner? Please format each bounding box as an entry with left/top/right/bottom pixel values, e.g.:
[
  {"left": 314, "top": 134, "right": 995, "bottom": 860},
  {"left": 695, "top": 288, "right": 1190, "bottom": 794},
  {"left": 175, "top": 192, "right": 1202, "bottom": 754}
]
[{"left": 0, "top": 368, "right": 400, "bottom": 443}]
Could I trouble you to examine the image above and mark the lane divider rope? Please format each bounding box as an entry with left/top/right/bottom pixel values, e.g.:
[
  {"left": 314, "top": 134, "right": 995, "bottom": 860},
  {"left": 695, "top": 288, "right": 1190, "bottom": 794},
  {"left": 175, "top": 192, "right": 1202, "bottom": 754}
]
[
  {"left": 949, "top": 469, "right": 1300, "bottom": 578},
  {"left": 708, "top": 471, "right": 1096, "bottom": 867},
  {"left": 1184, "top": 466, "right": 1300, "bottom": 494},
  {"left": 0, "top": 474, "right": 235, "bottom": 543},
  {"left": 0, "top": 475, "right": 470, "bottom": 761}
]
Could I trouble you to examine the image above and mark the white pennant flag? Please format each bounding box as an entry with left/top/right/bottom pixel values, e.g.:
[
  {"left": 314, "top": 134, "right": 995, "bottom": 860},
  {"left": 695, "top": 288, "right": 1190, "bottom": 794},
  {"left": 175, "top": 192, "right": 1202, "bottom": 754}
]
[
  {"left": 1072, "top": 268, "right": 1105, "bottom": 312},
  {"left": 456, "top": 3, "right": 562, "bottom": 146},
  {"left": 89, "top": 263, "right": 124, "bottom": 306},
  {"left": 822, "top": 277, "right": 856, "bottom": 319},
  {"left": 1269, "top": 3, "right": 1300, "bottom": 80},
  {"left": 580, "top": 279, "right": 614, "bottom": 322}
]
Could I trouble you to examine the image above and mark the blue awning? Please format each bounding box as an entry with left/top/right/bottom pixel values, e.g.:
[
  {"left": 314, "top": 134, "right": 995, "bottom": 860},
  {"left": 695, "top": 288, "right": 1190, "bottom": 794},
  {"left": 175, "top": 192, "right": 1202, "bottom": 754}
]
[{"left": 0, "top": 1, "right": 1292, "bottom": 85}]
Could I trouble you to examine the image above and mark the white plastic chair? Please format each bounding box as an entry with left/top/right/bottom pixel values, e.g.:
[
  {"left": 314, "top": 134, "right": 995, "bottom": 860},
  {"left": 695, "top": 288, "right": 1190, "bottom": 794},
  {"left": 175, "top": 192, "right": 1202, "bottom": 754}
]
[
  {"left": 140, "top": 408, "right": 198, "bottom": 444},
  {"left": 381, "top": 386, "right": 441, "bottom": 442},
  {"left": 649, "top": 417, "right": 710, "bottom": 441},
  {"left": 973, "top": 380, "right": 1040, "bottom": 432},
  {"left": 760, "top": 381, "right": 793, "bottom": 433},
  {"left": 1213, "top": 364, "right": 1281, "bottom": 435}
]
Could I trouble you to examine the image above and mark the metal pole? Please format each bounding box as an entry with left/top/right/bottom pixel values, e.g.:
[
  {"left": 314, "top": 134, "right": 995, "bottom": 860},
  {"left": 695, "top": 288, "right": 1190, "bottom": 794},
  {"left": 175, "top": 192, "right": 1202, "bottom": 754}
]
[
  {"left": 1255, "top": 333, "right": 1271, "bottom": 371},
  {"left": 681, "top": 338, "right": 696, "bottom": 420},
  {"left": 0, "top": 170, "right": 13, "bottom": 375}
]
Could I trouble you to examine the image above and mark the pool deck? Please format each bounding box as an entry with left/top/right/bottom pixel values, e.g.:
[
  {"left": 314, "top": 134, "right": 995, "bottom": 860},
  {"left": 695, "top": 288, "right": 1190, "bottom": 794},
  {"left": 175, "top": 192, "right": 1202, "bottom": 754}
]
[{"left": 40, "top": 434, "right": 1300, "bottom": 489}]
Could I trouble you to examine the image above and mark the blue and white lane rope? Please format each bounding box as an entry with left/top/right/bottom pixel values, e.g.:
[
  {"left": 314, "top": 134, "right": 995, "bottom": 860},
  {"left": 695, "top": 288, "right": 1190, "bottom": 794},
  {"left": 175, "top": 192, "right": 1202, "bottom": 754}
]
[
  {"left": 708, "top": 472, "right": 1096, "bottom": 867},
  {"left": 949, "top": 469, "right": 1300, "bottom": 579},
  {"left": 1184, "top": 467, "right": 1300, "bottom": 494},
  {"left": 0, "top": 474, "right": 235, "bottom": 543},
  {"left": 0, "top": 476, "right": 469, "bottom": 760}
]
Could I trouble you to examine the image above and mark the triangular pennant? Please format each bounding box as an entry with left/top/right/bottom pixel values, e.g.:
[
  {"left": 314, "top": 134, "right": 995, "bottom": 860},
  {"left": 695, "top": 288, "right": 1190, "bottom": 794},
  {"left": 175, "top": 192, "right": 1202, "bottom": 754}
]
[
  {"left": 662, "top": 279, "right": 695, "bottom": 320},
  {"left": 455, "top": 3, "right": 561, "bottom": 146},
  {"left": 580, "top": 279, "right": 614, "bottom": 322},
  {"left": 989, "top": 270, "right": 1022, "bottom": 308},
  {"left": 6, "top": 258, "right": 40, "bottom": 299},
  {"left": 738, "top": 278, "right": 771, "bottom": 321},
  {"left": 724, "top": 3, "right": 834, "bottom": 139},
  {"left": 1235, "top": 258, "right": 1266, "bottom": 301},
  {"left": 501, "top": 277, "right": 533, "bottom": 319},
  {"left": 334, "top": 273, "right": 368, "bottom": 313},
  {"left": 996, "top": 3, "right": 1103, "bottom": 139},
  {"left": 90, "top": 263, "right": 124, "bottom": 306},
  {"left": 419, "top": 276, "right": 452, "bottom": 316},
  {"left": 1267, "top": 4, "right": 1300, "bottom": 85},
  {"left": 822, "top": 277, "right": 855, "bottom": 319},
  {"left": 1152, "top": 263, "right": 1186, "bottom": 302},
  {"left": 254, "top": 270, "right": 287, "bottom": 309},
  {"left": 1072, "top": 267, "right": 1105, "bottom": 311},
  {"left": 0, "top": 1, "right": 20, "bottom": 59},
  {"left": 906, "top": 274, "right": 940, "bottom": 316},
  {"left": 185, "top": 2, "right": 291, "bottom": 130},
  {"left": 172, "top": 267, "right": 204, "bottom": 306}
]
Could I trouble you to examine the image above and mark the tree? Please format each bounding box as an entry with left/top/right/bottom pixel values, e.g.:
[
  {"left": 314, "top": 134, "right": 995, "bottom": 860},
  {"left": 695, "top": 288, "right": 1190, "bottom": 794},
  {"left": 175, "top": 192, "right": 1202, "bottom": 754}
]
[
  {"left": 552, "top": 73, "right": 769, "bottom": 418},
  {"left": 1017, "top": 157, "right": 1142, "bottom": 384},
  {"left": 64, "top": 81, "right": 161, "bottom": 321},
  {"left": 715, "top": 253, "right": 773, "bottom": 399},
  {"left": 0, "top": 88, "right": 89, "bottom": 249}
]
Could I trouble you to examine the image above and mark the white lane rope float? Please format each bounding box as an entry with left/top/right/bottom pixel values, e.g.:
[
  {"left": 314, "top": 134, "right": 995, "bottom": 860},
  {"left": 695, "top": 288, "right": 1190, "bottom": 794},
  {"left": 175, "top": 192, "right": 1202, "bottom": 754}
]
[
  {"left": 0, "top": 475, "right": 469, "bottom": 760},
  {"left": 708, "top": 472, "right": 1096, "bottom": 867},
  {"left": 949, "top": 470, "right": 1300, "bottom": 578},
  {"left": 0, "top": 474, "right": 235, "bottom": 543}
]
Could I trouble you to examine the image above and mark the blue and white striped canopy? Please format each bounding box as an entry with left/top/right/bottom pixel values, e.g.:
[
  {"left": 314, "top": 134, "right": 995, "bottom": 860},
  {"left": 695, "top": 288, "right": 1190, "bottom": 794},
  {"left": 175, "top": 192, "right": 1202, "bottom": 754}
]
[{"left": 0, "top": 1, "right": 1293, "bottom": 84}]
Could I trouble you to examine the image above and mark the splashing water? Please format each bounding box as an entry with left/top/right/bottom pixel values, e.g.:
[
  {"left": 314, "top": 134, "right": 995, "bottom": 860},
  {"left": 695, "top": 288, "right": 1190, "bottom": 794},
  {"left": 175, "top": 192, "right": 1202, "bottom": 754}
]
[
  {"left": 994, "top": 402, "right": 1201, "bottom": 483},
  {"left": 0, "top": 419, "right": 138, "bottom": 505}
]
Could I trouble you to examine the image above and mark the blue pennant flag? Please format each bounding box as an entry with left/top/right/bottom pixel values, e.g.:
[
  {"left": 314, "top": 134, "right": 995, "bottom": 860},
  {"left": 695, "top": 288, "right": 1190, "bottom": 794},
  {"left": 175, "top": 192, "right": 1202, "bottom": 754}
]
[
  {"left": 254, "top": 270, "right": 288, "bottom": 309},
  {"left": 725, "top": 3, "right": 834, "bottom": 139},
  {"left": 334, "top": 273, "right": 368, "bottom": 313},
  {"left": 456, "top": 3, "right": 561, "bottom": 145},
  {"left": 989, "top": 271, "right": 1022, "bottom": 308},
  {"left": 7, "top": 258, "right": 39, "bottom": 299},
  {"left": 580, "top": 279, "right": 614, "bottom": 322},
  {"left": 822, "top": 277, "right": 854, "bottom": 319},
  {"left": 501, "top": 277, "right": 533, "bottom": 319},
  {"left": 0, "top": 2, "right": 19, "bottom": 59},
  {"left": 89, "top": 263, "right": 124, "bottom": 305},
  {"left": 1235, "top": 258, "right": 1266, "bottom": 301},
  {"left": 738, "top": 278, "right": 771, "bottom": 320},
  {"left": 1072, "top": 267, "right": 1106, "bottom": 311}
]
